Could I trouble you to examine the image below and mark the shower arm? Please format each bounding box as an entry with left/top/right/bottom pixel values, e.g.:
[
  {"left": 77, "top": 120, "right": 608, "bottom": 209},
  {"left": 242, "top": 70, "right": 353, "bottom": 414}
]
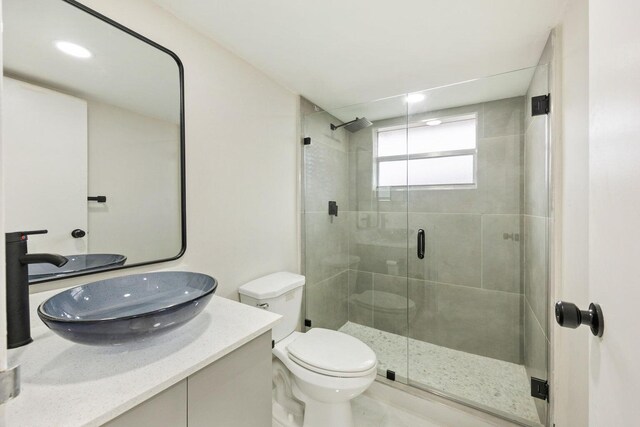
[{"left": 330, "top": 118, "right": 359, "bottom": 131}]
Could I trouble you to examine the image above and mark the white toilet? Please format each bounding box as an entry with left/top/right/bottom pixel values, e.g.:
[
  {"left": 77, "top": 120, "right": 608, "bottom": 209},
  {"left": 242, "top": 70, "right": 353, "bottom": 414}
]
[{"left": 239, "top": 272, "right": 377, "bottom": 427}]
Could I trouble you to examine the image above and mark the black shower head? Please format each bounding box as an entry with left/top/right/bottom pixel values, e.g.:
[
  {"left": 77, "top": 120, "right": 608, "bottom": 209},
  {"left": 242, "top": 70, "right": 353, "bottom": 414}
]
[{"left": 330, "top": 117, "right": 373, "bottom": 133}]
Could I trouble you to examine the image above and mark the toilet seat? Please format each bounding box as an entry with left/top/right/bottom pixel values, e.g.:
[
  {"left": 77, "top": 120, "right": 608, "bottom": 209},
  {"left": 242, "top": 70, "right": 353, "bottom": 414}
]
[{"left": 286, "top": 328, "right": 377, "bottom": 378}]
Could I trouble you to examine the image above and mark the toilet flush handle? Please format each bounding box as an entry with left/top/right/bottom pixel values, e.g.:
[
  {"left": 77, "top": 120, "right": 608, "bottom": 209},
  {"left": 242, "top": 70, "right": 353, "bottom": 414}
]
[{"left": 257, "top": 303, "right": 269, "bottom": 309}]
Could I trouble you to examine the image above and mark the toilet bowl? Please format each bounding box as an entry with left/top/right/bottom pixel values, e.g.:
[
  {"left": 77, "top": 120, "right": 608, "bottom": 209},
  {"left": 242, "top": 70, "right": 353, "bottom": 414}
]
[
  {"left": 274, "top": 329, "right": 376, "bottom": 427},
  {"left": 239, "top": 272, "right": 377, "bottom": 427}
]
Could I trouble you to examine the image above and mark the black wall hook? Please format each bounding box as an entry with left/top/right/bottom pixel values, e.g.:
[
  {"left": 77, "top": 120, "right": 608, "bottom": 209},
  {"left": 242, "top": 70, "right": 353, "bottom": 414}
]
[{"left": 555, "top": 301, "right": 604, "bottom": 337}]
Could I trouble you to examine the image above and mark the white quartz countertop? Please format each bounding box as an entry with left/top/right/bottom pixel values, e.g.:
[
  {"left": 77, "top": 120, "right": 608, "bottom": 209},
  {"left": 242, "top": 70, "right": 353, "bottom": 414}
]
[{"left": 6, "top": 289, "right": 281, "bottom": 427}]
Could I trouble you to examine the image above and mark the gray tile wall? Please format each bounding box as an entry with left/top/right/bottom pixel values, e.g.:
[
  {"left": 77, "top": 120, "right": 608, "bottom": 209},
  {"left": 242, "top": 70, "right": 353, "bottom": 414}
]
[
  {"left": 408, "top": 279, "right": 523, "bottom": 363},
  {"left": 302, "top": 98, "right": 351, "bottom": 329},
  {"left": 302, "top": 91, "right": 547, "bottom": 369},
  {"left": 346, "top": 97, "right": 526, "bottom": 364}
]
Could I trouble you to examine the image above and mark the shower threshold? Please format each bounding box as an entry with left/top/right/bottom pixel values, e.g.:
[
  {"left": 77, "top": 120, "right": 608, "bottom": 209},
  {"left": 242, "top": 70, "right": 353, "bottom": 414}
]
[{"left": 339, "top": 322, "right": 542, "bottom": 426}]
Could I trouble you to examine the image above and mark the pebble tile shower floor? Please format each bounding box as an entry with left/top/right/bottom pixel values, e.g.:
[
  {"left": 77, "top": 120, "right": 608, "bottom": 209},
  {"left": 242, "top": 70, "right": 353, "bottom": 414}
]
[{"left": 339, "top": 322, "right": 541, "bottom": 425}]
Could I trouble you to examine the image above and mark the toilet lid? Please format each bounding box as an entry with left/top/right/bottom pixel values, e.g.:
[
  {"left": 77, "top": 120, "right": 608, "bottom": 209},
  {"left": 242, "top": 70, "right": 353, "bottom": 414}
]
[{"left": 286, "top": 328, "right": 376, "bottom": 377}]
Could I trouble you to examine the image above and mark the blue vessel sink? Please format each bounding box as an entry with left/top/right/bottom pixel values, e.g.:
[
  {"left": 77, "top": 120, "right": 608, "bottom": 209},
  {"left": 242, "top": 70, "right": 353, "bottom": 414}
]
[
  {"left": 37, "top": 271, "right": 217, "bottom": 346},
  {"left": 29, "top": 254, "right": 127, "bottom": 282}
]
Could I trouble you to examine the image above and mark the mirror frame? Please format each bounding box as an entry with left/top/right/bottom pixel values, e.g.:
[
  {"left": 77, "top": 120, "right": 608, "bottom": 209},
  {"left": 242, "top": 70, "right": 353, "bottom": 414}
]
[{"left": 28, "top": 0, "right": 187, "bottom": 283}]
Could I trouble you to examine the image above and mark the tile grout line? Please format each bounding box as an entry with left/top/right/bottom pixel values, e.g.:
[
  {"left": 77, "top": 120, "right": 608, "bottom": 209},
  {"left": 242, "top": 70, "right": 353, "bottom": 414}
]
[
  {"left": 310, "top": 269, "right": 348, "bottom": 288},
  {"left": 371, "top": 271, "right": 376, "bottom": 327},
  {"left": 349, "top": 269, "right": 522, "bottom": 297},
  {"left": 480, "top": 214, "right": 484, "bottom": 290},
  {"left": 336, "top": 210, "right": 524, "bottom": 216},
  {"left": 479, "top": 132, "right": 526, "bottom": 141},
  {"left": 347, "top": 142, "right": 351, "bottom": 325},
  {"left": 522, "top": 213, "right": 549, "bottom": 220}
]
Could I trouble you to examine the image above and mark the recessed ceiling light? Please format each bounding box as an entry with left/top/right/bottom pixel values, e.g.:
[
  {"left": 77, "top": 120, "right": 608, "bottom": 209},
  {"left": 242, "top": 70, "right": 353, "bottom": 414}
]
[
  {"left": 55, "top": 41, "right": 92, "bottom": 59},
  {"left": 406, "top": 93, "right": 425, "bottom": 103},
  {"left": 424, "top": 119, "right": 442, "bottom": 126}
]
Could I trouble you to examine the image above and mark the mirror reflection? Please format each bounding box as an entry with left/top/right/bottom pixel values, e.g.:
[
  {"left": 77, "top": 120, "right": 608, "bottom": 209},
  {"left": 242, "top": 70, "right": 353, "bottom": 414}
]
[{"left": 3, "top": 0, "right": 185, "bottom": 282}]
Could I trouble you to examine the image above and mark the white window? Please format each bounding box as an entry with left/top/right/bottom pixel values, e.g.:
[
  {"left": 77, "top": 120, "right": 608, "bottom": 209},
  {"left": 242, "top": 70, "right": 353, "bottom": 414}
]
[{"left": 376, "top": 114, "right": 477, "bottom": 188}]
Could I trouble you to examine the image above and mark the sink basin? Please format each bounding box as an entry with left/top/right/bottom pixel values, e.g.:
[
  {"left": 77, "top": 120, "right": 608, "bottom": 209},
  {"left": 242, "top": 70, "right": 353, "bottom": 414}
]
[
  {"left": 29, "top": 254, "right": 127, "bottom": 282},
  {"left": 37, "top": 271, "right": 217, "bottom": 345}
]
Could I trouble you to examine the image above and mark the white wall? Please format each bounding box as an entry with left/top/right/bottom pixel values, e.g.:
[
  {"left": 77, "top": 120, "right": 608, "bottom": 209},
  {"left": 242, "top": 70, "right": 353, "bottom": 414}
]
[
  {"left": 87, "top": 100, "right": 181, "bottom": 264},
  {"left": 552, "top": 0, "right": 590, "bottom": 425},
  {"left": 589, "top": 0, "right": 640, "bottom": 424},
  {"left": 3, "top": 77, "right": 89, "bottom": 255},
  {"left": 24, "top": 0, "right": 300, "bottom": 299},
  {"left": 0, "top": 0, "right": 7, "bottom": 380},
  {"left": 556, "top": 1, "right": 640, "bottom": 425}
]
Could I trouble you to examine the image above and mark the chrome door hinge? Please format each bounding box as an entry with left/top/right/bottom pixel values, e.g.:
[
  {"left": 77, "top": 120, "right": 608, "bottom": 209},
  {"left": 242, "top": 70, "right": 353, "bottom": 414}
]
[{"left": 0, "top": 365, "right": 20, "bottom": 403}]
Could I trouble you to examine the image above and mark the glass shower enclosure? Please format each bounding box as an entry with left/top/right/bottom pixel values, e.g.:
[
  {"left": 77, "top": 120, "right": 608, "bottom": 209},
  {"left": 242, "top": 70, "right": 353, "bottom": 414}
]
[{"left": 302, "top": 64, "right": 551, "bottom": 426}]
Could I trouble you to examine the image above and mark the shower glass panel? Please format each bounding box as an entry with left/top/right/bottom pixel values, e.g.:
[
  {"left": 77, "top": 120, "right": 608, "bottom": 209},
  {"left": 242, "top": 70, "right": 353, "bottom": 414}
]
[
  {"left": 302, "top": 94, "right": 410, "bottom": 383},
  {"left": 405, "top": 65, "right": 550, "bottom": 426},
  {"left": 302, "top": 64, "right": 550, "bottom": 426}
]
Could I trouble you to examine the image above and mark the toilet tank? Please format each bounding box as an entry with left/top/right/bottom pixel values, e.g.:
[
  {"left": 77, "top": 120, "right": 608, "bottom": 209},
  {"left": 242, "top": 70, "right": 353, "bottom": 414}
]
[{"left": 238, "top": 272, "right": 305, "bottom": 342}]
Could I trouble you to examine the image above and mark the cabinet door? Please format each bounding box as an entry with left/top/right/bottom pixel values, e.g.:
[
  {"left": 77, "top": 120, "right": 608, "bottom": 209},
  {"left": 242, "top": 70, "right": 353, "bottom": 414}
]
[
  {"left": 188, "top": 332, "right": 272, "bottom": 427},
  {"left": 103, "top": 379, "right": 187, "bottom": 427}
]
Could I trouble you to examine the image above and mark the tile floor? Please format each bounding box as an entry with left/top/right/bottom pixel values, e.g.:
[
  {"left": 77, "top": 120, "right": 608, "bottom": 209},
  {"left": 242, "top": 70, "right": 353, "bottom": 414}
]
[
  {"left": 273, "top": 394, "right": 440, "bottom": 427},
  {"left": 340, "top": 322, "right": 541, "bottom": 425},
  {"left": 352, "top": 394, "right": 441, "bottom": 427}
]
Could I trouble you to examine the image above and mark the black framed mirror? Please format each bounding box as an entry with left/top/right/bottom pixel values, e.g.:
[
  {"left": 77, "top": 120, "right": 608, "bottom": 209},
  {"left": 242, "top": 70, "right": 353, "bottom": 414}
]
[{"left": 3, "top": 0, "right": 186, "bottom": 283}]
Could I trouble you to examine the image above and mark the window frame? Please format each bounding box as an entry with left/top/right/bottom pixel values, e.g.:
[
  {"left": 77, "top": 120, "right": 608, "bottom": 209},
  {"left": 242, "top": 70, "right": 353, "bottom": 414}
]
[{"left": 375, "top": 113, "right": 478, "bottom": 190}]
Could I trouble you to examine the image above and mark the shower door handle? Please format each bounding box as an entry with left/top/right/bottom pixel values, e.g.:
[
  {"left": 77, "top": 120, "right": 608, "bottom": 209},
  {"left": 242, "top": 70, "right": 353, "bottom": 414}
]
[{"left": 417, "top": 229, "right": 425, "bottom": 259}]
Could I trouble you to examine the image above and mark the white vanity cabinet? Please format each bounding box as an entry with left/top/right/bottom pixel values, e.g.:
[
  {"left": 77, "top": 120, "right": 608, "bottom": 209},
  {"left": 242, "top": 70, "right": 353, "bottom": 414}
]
[
  {"left": 8, "top": 295, "right": 280, "bottom": 426},
  {"left": 104, "top": 380, "right": 188, "bottom": 427},
  {"left": 104, "top": 333, "right": 272, "bottom": 427}
]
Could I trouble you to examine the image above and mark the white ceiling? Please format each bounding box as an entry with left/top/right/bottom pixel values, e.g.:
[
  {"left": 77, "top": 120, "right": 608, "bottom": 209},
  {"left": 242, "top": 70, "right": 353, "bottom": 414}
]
[
  {"left": 325, "top": 67, "right": 537, "bottom": 122},
  {"left": 153, "top": 0, "right": 566, "bottom": 110}
]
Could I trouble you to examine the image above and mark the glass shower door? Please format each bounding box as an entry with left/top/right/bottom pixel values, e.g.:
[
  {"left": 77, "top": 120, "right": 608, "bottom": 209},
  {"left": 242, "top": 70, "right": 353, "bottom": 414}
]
[
  {"left": 302, "top": 64, "right": 550, "bottom": 426},
  {"left": 302, "top": 94, "right": 411, "bottom": 383},
  {"left": 405, "top": 66, "right": 550, "bottom": 426}
]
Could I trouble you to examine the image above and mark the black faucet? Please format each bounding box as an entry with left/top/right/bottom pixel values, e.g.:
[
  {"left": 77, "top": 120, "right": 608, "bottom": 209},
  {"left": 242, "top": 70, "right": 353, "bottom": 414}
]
[{"left": 5, "top": 230, "right": 68, "bottom": 349}]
